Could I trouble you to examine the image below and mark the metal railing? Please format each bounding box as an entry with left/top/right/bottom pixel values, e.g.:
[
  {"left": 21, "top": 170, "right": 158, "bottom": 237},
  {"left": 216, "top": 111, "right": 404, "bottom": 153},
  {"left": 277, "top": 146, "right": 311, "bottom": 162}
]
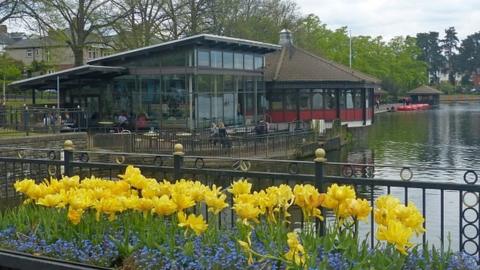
[
  {"left": 0, "top": 107, "right": 88, "bottom": 136},
  {"left": 0, "top": 142, "right": 479, "bottom": 262},
  {"left": 89, "top": 130, "right": 317, "bottom": 158}
]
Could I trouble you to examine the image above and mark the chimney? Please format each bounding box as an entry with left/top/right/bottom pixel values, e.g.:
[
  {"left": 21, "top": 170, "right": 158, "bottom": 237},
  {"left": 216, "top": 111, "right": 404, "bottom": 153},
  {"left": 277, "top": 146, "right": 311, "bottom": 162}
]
[
  {"left": 0, "top": 25, "right": 7, "bottom": 34},
  {"left": 279, "top": 29, "right": 293, "bottom": 46}
]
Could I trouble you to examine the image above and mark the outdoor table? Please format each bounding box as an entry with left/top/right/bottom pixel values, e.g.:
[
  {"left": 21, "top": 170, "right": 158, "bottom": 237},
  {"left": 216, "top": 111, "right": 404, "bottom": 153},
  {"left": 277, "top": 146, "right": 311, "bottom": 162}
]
[{"left": 98, "top": 121, "right": 114, "bottom": 133}]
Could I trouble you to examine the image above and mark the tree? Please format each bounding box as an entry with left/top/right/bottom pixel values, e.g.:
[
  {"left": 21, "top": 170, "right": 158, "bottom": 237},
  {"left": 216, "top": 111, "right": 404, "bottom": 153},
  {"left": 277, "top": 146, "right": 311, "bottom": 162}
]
[
  {"left": 457, "top": 32, "right": 480, "bottom": 82},
  {"left": 441, "top": 27, "right": 459, "bottom": 85},
  {"left": 0, "top": 0, "right": 19, "bottom": 24},
  {"left": 21, "top": 0, "right": 128, "bottom": 66},
  {"left": 112, "top": 0, "right": 166, "bottom": 50},
  {"left": 416, "top": 32, "right": 445, "bottom": 84}
]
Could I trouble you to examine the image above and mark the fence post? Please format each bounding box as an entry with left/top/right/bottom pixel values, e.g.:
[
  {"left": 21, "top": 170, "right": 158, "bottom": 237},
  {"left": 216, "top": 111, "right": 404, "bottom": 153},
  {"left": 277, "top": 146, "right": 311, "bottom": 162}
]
[
  {"left": 63, "top": 140, "right": 74, "bottom": 177},
  {"left": 314, "top": 147, "right": 327, "bottom": 236},
  {"left": 23, "top": 108, "right": 29, "bottom": 136},
  {"left": 173, "top": 143, "right": 184, "bottom": 180}
]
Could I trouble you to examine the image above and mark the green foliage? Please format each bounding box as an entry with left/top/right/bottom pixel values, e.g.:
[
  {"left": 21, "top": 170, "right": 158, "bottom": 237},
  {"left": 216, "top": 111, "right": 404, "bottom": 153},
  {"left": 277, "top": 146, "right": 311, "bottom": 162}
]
[{"left": 293, "top": 15, "right": 427, "bottom": 96}]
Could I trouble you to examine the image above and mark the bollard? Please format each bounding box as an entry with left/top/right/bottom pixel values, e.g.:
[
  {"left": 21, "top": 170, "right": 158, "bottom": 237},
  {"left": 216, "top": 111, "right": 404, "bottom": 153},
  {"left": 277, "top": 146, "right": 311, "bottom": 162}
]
[
  {"left": 314, "top": 147, "right": 327, "bottom": 236},
  {"left": 173, "top": 143, "right": 184, "bottom": 180},
  {"left": 63, "top": 140, "right": 75, "bottom": 177}
]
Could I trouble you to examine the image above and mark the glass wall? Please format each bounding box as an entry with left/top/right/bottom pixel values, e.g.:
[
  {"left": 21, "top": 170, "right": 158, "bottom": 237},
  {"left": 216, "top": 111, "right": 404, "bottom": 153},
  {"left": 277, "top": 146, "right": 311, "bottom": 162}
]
[
  {"left": 197, "top": 48, "right": 264, "bottom": 70},
  {"left": 194, "top": 74, "right": 264, "bottom": 127},
  {"left": 120, "top": 49, "right": 192, "bottom": 67}
]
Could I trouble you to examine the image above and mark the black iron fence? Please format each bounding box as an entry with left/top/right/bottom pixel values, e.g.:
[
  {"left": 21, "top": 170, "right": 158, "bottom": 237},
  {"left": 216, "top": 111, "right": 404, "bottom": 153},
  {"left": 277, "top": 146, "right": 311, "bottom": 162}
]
[
  {"left": 0, "top": 142, "right": 479, "bottom": 262},
  {"left": 89, "top": 129, "right": 318, "bottom": 158},
  {"left": 0, "top": 107, "right": 88, "bottom": 136}
]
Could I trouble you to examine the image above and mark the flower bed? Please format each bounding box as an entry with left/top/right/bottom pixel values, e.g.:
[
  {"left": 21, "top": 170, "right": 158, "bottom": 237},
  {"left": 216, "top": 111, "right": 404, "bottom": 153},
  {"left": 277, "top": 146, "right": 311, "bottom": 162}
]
[{"left": 0, "top": 166, "right": 477, "bottom": 269}]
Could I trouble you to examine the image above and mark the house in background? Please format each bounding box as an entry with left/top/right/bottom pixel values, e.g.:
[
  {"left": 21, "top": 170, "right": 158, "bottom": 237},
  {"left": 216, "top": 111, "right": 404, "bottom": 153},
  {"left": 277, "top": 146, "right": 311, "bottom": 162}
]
[
  {"left": 5, "top": 34, "right": 112, "bottom": 72},
  {"left": 0, "top": 25, "right": 26, "bottom": 54}
]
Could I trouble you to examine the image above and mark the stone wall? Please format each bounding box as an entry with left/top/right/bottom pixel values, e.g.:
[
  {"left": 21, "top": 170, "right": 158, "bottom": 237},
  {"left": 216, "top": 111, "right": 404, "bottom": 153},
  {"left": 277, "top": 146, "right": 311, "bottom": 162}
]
[{"left": 0, "top": 132, "right": 88, "bottom": 150}]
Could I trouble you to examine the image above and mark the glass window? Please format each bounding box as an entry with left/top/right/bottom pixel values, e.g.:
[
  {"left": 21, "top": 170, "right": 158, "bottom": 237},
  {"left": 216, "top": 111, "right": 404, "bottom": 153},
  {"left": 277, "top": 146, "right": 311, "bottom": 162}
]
[
  {"left": 198, "top": 49, "right": 210, "bottom": 67},
  {"left": 141, "top": 79, "right": 160, "bottom": 104},
  {"left": 163, "top": 75, "right": 187, "bottom": 119},
  {"left": 211, "top": 50, "right": 222, "bottom": 68},
  {"left": 254, "top": 56, "right": 263, "bottom": 70},
  {"left": 26, "top": 49, "right": 33, "bottom": 57},
  {"left": 346, "top": 90, "right": 353, "bottom": 109},
  {"left": 244, "top": 54, "right": 254, "bottom": 70},
  {"left": 354, "top": 90, "right": 362, "bottom": 108},
  {"left": 197, "top": 75, "right": 212, "bottom": 93},
  {"left": 162, "top": 50, "right": 185, "bottom": 66},
  {"left": 339, "top": 91, "right": 345, "bottom": 109},
  {"left": 197, "top": 94, "right": 211, "bottom": 121},
  {"left": 223, "top": 75, "right": 235, "bottom": 123},
  {"left": 269, "top": 93, "right": 283, "bottom": 110},
  {"left": 325, "top": 90, "right": 336, "bottom": 109},
  {"left": 223, "top": 51, "right": 234, "bottom": 69},
  {"left": 234, "top": 53, "right": 243, "bottom": 69},
  {"left": 312, "top": 89, "right": 324, "bottom": 109},
  {"left": 365, "top": 89, "right": 373, "bottom": 108},
  {"left": 300, "top": 89, "right": 311, "bottom": 110},
  {"left": 299, "top": 89, "right": 311, "bottom": 110},
  {"left": 285, "top": 91, "right": 296, "bottom": 110}
]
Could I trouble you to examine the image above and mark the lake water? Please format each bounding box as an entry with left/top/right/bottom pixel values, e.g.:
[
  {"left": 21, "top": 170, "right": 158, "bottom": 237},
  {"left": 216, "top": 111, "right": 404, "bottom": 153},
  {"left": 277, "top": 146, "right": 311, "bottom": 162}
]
[{"left": 330, "top": 102, "right": 480, "bottom": 253}]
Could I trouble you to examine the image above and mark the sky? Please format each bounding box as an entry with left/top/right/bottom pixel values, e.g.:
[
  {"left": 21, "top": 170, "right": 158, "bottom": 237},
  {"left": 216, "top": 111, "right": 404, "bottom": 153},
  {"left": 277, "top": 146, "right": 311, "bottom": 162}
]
[{"left": 296, "top": 0, "right": 480, "bottom": 41}]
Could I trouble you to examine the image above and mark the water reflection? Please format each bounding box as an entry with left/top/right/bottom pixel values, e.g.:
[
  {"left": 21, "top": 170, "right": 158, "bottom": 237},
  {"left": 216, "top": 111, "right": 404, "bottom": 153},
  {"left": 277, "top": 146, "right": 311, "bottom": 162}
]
[{"left": 331, "top": 102, "right": 480, "bottom": 252}]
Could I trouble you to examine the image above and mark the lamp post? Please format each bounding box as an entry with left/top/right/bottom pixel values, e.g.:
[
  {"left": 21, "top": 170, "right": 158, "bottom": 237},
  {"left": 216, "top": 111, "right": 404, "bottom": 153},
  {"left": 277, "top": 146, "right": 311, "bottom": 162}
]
[{"left": 2, "top": 72, "right": 5, "bottom": 105}]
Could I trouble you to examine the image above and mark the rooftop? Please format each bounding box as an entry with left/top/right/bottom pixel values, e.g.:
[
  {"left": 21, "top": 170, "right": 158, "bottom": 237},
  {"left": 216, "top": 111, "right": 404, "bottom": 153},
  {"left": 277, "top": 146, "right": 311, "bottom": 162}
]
[
  {"left": 88, "top": 34, "right": 281, "bottom": 64},
  {"left": 265, "top": 45, "right": 380, "bottom": 84},
  {"left": 9, "top": 65, "right": 127, "bottom": 90},
  {"left": 408, "top": 85, "right": 443, "bottom": 95}
]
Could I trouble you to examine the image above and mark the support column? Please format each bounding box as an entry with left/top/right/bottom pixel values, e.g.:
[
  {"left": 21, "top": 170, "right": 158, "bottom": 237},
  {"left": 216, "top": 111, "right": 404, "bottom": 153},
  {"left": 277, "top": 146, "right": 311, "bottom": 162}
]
[
  {"left": 31, "top": 89, "right": 36, "bottom": 105},
  {"left": 362, "top": 88, "right": 366, "bottom": 125}
]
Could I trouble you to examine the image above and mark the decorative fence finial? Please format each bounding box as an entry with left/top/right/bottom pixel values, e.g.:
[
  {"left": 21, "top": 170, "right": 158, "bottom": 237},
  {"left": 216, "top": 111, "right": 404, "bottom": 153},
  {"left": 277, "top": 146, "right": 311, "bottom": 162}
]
[
  {"left": 174, "top": 143, "right": 184, "bottom": 156},
  {"left": 314, "top": 148, "right": 326, "bottom": 162},
  {"left": 63, "top": 140, "right": 75, "bottom": 151}
]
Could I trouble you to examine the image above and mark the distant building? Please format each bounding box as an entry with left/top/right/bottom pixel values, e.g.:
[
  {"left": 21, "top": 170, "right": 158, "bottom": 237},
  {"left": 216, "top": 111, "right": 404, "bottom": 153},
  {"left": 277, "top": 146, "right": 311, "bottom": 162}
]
[
  {"left": 264, "top": 30, "right": 379, "bottom": 127},
  {"left": 408, "top": 85, "right": 442, "bottom": 106},
  {"left": 0, "top": 25, "right": 26, "bottom": 54},
  {"left": 10, "top": 31, "right": 380, "bottom": 130},
  {"left": 5, "top": 34, "right": 112, "bottom": 72}
]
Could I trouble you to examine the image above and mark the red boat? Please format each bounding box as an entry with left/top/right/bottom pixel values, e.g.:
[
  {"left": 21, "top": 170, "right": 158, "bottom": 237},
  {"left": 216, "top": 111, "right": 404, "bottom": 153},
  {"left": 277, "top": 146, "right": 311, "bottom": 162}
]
[{"left": 397, "top": 103, "right": 430, "bottom": 111}]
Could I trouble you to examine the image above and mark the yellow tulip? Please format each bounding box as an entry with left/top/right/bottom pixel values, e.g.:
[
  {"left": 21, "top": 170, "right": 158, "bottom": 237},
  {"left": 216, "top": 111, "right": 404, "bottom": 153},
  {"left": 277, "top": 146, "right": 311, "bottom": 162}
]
[
  {"left": 204, "top": 192, "right": 229, "bottom": 215},
  {"left": 67, "top": 207, "right": 84, "bottom": 225},
  {"left": 346, "top": 198, "right": 371, "bottom": 221},
  {"left": 14, "top": 179, "right": 36, "bottom": 194},
  {"left": 233, "top": 202, "right": 262, "bottom": 224},
  {"left": 284, "top": 232, "right": 307, "bottom": 266},
  {"left": 177, "top": 212, "right": 208, "bottom": 236},
  {"left": 37, "top": 193, "right": 66, "bottom": 208},
  {"left": 293, "top": 184, "right": 323, "bottom": 220},
  {"left": 228, "top": 179, "right": 252, "bottom": 196},
  {"left": 376, "top": 220, "right": 414, "bottom": 255},
  {"left": 171, "top": 192, "right": 196, "bottom": 212},
  {"left": 152, "top": 195, "right": 177, "bottom": 216},
  {"left": 238, "top": 232, "right": 254, "bottom": 265}
]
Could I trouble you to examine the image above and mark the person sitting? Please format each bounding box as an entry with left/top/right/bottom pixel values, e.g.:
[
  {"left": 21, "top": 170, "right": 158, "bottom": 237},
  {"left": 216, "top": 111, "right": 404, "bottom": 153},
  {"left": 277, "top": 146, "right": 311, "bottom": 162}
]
[
  {"left": 209, "top": 122, "right": 219, "bottom": 145},
  {"left": 136, "top": 113, "right": 148, "bottom": 130},
  {"left": 117, "top": 112, "right": 129, "bottom": 129},
  {"left": 218, "top": 122, "right": 231, "bottom": 148},
  {"left": 254, "top": 120, "right": 267, "bottom": 135}
]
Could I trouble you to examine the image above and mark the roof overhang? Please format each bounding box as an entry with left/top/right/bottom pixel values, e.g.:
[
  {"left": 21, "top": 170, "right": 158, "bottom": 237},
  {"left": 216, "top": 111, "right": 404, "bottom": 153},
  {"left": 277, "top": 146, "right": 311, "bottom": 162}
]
[
  {"left": 88, "top": 34, "right": 281, "bottom": 65},
  {"left": 9, "top": 65, "right": 127, "bottom": 90}
]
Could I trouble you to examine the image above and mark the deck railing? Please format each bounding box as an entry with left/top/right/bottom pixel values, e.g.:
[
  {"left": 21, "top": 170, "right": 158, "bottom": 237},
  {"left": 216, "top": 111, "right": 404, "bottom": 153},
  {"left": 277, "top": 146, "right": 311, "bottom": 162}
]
[{"left": 0, "top": 141, "right": 479, "bottom": 262}]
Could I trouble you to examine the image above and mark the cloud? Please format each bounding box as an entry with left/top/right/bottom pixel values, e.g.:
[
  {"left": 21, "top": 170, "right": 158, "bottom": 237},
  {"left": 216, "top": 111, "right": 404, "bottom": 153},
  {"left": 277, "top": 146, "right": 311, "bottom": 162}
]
[{"left": 296, "top": 0, "right": 480, "bottom": 40}]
